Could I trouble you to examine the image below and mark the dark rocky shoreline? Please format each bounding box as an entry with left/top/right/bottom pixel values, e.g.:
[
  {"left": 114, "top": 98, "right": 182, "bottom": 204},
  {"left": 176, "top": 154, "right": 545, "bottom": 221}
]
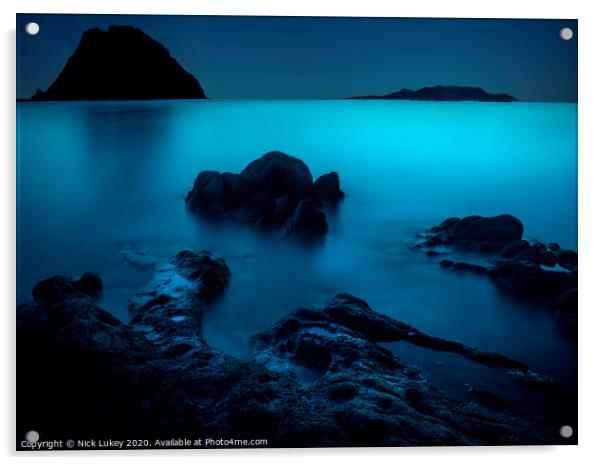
[
  {"left": 17, "top": 246, "right": 570, "bottom": 447},
  {"left": 413, "top": 214, "right": 578, "bottom": 337},
  {"left": 17, "top": 144, "right": 577, "bottom": 447}
]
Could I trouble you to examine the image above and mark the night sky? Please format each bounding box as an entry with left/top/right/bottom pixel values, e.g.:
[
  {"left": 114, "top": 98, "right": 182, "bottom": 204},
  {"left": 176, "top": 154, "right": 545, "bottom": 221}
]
[{"left": 16, "top": 14, "right": 577, "bottom": 101}]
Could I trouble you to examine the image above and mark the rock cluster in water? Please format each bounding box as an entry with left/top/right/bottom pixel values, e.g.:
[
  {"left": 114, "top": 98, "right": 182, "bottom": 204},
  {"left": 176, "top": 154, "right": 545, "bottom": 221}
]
[
  {"left": 17, "top": 250, "right": 559, "bottom": 447},
  {"left": 185, "top": 151, "right": 344, "bottom": 242},
  {"left": 31, "top": 26, "right": 206, "bottom": 101},
  {"left": 423, "top": 214, "right": 524, "bottom": 252},
  {"left": 415, "top": 214, "right": 578, "bottom": 336}
]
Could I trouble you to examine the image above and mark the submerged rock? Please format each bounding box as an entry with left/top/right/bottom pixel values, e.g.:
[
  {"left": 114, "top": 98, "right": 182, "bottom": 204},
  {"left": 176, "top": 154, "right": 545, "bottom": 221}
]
[
  {"left": 119, "top": 242, "right": 157, "bottom": 270},
  {"left": 440, "top": 259, "right": 488, "bottom": 274},
  {"left": 17, "top": 260, "right": 558, "bottom": 447},
  {"left": 489, "top": 260, "right": 576, "bottom": 303},
  {"left": 185, "top": 151, "right": 344, "bottom": 242}
]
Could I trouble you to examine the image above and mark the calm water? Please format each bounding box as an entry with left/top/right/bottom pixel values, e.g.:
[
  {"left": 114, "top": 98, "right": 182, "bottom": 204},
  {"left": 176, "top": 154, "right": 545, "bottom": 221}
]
[{"left": 17, "top": 100, "right": 577, "bottom": 391}]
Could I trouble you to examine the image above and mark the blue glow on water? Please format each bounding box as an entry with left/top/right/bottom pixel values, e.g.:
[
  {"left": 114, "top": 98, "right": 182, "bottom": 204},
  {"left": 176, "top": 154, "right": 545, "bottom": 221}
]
[{"left": 17, "top": 100, "right": 577, "bottom": 387}]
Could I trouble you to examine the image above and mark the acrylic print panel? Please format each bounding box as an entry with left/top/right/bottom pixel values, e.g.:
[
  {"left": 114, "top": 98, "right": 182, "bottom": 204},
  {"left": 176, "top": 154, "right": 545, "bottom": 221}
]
[{"left": 16, "top": 14, "right": 577, "bottom": 450}]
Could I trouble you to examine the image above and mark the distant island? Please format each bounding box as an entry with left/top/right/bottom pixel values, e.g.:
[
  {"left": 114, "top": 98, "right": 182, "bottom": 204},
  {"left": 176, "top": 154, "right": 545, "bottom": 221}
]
[
  {"left": 347, "top": 85, "right": 517, "bottom": 102},
  {"left": 30, "top": 26, "right": 206, "bottom": 101}
]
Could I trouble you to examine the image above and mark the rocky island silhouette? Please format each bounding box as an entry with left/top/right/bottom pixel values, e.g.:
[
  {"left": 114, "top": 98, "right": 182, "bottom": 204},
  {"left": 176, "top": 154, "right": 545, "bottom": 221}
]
[{"left": 31, "top": 26, "right": 206, "bottom": 101}]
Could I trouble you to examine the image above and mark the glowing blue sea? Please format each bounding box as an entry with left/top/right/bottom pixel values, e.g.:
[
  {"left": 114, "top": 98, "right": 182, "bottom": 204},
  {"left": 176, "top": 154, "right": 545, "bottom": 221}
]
[{"left": 17, "top": 99, "right": 577, "bottom": 393}]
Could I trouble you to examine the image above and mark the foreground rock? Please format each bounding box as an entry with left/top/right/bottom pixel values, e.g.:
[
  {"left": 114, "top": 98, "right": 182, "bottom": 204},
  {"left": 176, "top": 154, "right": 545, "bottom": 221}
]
[
  {"left": 415, "top": 214, "right": 578, "bottom": 336},
  {"left": 17, "top": 258, "right": 561, "bottom": 447},
  {"left": 251, "top": 294, "right": 557, "bottom": 446},
  {"left": 31, "top": 26, "right": 206, "bottom": 101},
  {"left": 185, "top": 151, "right": 344, "bottom": 242}
]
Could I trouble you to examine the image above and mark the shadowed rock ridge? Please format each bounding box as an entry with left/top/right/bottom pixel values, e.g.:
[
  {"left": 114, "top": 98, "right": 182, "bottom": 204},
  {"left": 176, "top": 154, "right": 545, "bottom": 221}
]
[{"left": 31, "top": 26, "right": 206, "bottom": 101}]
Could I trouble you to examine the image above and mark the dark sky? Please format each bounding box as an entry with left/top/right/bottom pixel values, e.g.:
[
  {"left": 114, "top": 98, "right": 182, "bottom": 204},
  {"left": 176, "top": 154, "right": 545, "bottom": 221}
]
[{"left": 17, "top": 14, "right": 577, "bottom": 101}]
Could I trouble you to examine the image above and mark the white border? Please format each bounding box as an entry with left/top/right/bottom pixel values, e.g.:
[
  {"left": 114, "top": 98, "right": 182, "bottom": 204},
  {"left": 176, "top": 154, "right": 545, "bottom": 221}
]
[{"left": 3, "top": 1, "right": 602, "bottom": 463}]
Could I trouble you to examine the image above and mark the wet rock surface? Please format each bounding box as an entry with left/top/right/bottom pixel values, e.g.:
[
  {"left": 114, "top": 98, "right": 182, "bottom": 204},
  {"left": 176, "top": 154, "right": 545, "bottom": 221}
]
[
  {"left": 415, "top": 214, "right": 578, "bottom": 336},
  {"left": 17, "top": 252, "right": 561, "bottom": 447},
  {"left": 185, "top": 151, "right": 344, "bottom": 242},
  {"left": 254, "top": 293, "right": 529, "bottom": 371},
  {"left": 250, "top": 294, "right": 558, "bottom": 445}
]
